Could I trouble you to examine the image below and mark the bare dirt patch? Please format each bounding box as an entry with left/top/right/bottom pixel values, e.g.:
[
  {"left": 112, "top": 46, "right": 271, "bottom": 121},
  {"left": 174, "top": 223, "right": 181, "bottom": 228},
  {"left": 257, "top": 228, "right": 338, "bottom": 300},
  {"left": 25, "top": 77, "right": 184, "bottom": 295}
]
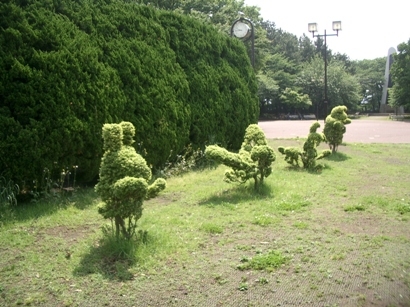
[{"left": 40, "top": 224, "right": 98, "bottom": 242}]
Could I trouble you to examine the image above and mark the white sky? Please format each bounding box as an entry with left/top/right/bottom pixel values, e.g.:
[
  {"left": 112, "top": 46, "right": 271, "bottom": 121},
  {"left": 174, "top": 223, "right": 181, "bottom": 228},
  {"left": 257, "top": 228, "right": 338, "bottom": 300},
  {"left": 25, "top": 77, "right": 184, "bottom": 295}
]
[{"left": 244, "top": 0, "right": 409, "bottom": 60}]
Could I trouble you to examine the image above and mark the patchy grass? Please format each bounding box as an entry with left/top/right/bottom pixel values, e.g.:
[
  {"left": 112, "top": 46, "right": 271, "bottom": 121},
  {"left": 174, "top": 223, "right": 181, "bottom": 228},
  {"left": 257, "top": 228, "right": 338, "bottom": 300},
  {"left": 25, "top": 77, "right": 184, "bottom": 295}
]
[
  {"left": 237, "top": 250, "right": 289, "bottom": 272},
  {"left": 0, "top": 142, "right": 409, "bottom": 306}
]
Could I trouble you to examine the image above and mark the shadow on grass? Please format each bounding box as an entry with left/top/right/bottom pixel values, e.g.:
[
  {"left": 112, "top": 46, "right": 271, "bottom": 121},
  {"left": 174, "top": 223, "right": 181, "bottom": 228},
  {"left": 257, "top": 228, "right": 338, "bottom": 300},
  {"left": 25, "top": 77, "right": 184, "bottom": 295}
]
[
  {"left": 324, "top": 152, "right": 351, "bottom": 162},
  {"left": 198, "top": 182, "right": 275, "bottom": 206},
  {"left": 73, "top": 230, "right": 148, "bottom": 281},
  {"left": 11, "top": 188, "right": 97, "bottom": 223},
  {"left": 279, "top": 164, "right": 327, "bottom": 175}
]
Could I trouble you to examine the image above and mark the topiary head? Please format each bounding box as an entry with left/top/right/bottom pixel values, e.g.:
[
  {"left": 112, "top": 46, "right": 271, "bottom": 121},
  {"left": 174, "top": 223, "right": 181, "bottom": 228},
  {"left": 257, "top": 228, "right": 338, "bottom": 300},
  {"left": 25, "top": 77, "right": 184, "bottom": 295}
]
[
  {"left": 329, "top": 106, "right": 350, "bottom": 124},
  {"left": 241, "top": 124, "right": 268, "bottom": 152},
  {"left": 120, "top": 121, "right": 136, "bottom": 146},
  {"left": 102, "top": 124, "right": 123, "bottom": 152},
  {"left": 309, "top": 121, "right": 321, "bottom": 133}
]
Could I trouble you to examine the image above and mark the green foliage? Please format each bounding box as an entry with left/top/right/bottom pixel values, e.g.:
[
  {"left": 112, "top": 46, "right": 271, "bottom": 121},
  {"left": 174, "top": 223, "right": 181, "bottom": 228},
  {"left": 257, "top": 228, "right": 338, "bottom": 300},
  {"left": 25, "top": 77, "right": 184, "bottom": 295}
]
[
  {"left": 0, "top": 0, "right": 258, "bottom": 193},
  {"left": 205, "top": 124, "right": 275, "bottom": 189},
  {"left": 257, "top": 53, "right": 299, "bottom": 115},
  {"left": 353, "top": 58, "right": 385, "bottom": 112},
  {"left": 0, "top": 177, "right": 19, "bottom": 223},
  {"left": 157, "top": 145, "right": 214, "bottom": 179},
  {"left": 0, "top": 177, "right": 19, "bottom": 208},
  {"left": 159, "top": 11, "right": 259, "bottom": 150},
  {"left": 344, "top": 204, "right": 366, "bottom": 212},
  {"left": 396, "top": 203, "right": 410, "bottom": 215},
  {"left": 278, "top": 121, "right": 331, "bottom": 169},
  {"left": 323, "top": 106, "right": 351, "bottom": 153},
  {"left": 200, "top": 223, "right": 223, "bottom": 234},
  {"left": 237, "top": 250, "right": 289, "bottom": 272},
  {"left": 95, "top": 122, "right": 166, "bottom": 239},
  {"left": 280, "top": 87, "right": 312, "bottom": 111},
  {"left": 390, "top": 39, "right": 410, "bottom": 110},
  {"left": 296, "top": 57, "right": 361, "bottom": 118}
]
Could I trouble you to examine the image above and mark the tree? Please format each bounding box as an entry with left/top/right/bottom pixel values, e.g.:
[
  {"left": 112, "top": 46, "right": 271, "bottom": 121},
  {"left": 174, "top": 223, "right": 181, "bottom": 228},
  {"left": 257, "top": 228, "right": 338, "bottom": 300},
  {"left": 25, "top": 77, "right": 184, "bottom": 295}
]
[
  {"left": 260, "top": 21, "right": 301, "bottom": 64},
  {"left": 278, "top": 121, "right": 331, "bottom": 169},
  {"left": 205, "top": 124, "right": 275, "bottom": 190},
  {"left": 256, "top": 73, "right": 279, "bottom": 115},
  {"left": 323, "top": 106, "right": 351, "bottom": 153},
  {"left": 390, "top": 39, "right": 410, "bottom": 110},
  {"left": 296, "top": 56, "right": 361, "bottom": 118},
  {"left": 353, "top": 58, "right": 385, "bottom": 112},
  {"left": 280, "top": 87, "right": 312, "bottom": 117},
  {"left": 256, "top": 53, "right": 299, "bottom": 115},
  {"left": 298, "top": 34, "right": 316, "bottom": 63},
  {"left": 95, "top": 122, "right": 166, "bottom": 239}
]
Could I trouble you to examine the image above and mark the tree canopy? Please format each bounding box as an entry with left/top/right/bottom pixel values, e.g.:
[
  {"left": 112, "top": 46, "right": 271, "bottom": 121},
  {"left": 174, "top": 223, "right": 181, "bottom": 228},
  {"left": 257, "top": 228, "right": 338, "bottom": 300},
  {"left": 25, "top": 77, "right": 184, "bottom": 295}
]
[{"left": 390, "top": 39, "right": 410, "bottom": 110}]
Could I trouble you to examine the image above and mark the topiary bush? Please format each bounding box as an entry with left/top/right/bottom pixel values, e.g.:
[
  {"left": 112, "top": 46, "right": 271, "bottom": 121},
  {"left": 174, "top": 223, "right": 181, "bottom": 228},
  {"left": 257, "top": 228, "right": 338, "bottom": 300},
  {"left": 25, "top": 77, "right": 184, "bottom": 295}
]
[
  {"left": 205, "top": 124, "right": 275, "bottom": 190},
  {"left": 95, "top": 122, "right": 166, "bottom": 240},
  {"left": 278, "top": 121, "right": 331, "bottom": 169},
  {"left": 323, "top": 105, "right": 351, "bottom": 153}
]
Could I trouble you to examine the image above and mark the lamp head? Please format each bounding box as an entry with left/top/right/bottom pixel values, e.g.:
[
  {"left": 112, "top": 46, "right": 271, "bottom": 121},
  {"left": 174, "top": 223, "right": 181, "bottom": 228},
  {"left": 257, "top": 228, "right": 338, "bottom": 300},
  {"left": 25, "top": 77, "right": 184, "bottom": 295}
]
[
  {"left": 308, "top": 23, "right": 318, "bottom": 34},
  {"left": 332, "top": 21, "right": 342, "bottom": 31}
]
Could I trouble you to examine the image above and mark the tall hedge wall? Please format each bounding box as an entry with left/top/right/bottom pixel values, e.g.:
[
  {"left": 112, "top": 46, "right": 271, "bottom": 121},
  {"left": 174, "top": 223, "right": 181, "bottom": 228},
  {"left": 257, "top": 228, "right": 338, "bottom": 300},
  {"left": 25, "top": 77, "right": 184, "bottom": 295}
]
[{"left": 0, "top": 0, "right": 258, "bottom": 190}]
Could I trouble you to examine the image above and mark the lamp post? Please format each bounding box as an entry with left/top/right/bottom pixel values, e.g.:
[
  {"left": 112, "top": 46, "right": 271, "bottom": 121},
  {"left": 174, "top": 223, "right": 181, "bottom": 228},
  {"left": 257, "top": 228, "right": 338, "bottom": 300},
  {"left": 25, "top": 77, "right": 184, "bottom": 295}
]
[
  {"left": 231, "top": 17, "right": 255, "bottom": 68},
  {"left": 308, "top": 21, "right": 341, "bottom": 120}
]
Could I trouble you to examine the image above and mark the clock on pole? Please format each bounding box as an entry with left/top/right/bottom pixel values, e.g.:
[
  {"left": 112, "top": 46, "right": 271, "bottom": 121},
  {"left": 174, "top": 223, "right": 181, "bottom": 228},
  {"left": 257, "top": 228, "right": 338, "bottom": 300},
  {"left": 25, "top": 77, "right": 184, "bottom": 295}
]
[
  {"left": 232, "top": 21, "right": 251, "bottom": 39},
  {"left": 230, "top": 17, "right": 255, "bottom": 67}
]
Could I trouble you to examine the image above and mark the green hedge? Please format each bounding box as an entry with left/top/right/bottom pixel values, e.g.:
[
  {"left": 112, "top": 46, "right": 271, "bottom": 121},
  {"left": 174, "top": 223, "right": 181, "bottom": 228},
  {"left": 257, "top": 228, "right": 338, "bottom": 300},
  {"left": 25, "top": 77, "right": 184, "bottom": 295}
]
[{"left": 0, "top": 0, "right": 258, "bottom": 192}]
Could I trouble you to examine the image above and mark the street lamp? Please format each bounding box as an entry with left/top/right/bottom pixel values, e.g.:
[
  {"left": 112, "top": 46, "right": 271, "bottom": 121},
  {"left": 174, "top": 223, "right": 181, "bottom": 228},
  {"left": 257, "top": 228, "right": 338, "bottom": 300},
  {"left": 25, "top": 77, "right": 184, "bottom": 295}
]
[
  {"left": 231, "top": 17, "right": 255, "bottom": 68},
  {"left": 308, "top": 21, "right": 341, "bottom": 120}
]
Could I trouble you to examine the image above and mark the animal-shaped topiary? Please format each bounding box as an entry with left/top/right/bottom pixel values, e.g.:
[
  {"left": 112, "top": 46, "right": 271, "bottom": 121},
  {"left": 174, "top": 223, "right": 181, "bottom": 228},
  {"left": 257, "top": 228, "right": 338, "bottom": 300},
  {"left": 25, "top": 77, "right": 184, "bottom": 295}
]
[
  {"left": 205, "top": 124, "right": 275, "bottom": 190},
  {"left": 278, "top": 121, "right": 331, "bottom": 169},
  {"left": 95, "top": 122, "right": 166, "bottom": 239},
  {"left": 323, "top": 105, "right": 351, "bottom": 153}
]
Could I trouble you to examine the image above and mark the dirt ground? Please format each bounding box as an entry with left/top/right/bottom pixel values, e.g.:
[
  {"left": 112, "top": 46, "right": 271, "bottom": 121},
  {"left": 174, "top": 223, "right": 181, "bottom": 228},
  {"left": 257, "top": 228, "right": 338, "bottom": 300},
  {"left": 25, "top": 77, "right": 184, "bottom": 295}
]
[{"left": 258, "top": 117, "right": 410, "bottom": 144}]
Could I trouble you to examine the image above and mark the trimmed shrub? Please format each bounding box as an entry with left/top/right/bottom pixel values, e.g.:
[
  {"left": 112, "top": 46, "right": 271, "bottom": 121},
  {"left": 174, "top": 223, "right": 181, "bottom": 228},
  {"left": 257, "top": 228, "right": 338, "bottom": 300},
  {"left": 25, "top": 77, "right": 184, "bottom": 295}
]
[
  {"left": 95, "top": 122, "right": 166, "bottom": 239},
  {"left": 323, "top": 106, "right": 351, "bottom": 153},
  {"left": 205, "top": 124, "right": 275, "bottom": 190},
  {"left": 278, "top": 121, "right": 331, "bottom": 169}
]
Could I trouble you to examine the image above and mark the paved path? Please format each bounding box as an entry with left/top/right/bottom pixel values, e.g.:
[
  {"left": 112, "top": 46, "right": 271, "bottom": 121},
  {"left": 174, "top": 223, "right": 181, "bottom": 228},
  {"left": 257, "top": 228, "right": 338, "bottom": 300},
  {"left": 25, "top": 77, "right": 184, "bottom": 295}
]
[{"left": 258, "top": 117, "right": 410, "bottom": 143}]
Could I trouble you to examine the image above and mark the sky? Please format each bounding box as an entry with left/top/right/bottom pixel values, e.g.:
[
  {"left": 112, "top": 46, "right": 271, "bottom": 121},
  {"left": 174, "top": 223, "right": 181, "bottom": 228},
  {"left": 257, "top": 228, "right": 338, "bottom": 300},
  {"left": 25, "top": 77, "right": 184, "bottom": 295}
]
[{"left": 244, "top": 0, "right": 409, "bottom": 61}]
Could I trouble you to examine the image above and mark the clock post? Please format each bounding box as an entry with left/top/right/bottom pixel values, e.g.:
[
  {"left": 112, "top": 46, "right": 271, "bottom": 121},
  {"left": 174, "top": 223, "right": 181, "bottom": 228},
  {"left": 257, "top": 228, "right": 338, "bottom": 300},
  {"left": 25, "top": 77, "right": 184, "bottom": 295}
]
[{"left": 231, "top": 17, "right": 255, "bottom": 68}]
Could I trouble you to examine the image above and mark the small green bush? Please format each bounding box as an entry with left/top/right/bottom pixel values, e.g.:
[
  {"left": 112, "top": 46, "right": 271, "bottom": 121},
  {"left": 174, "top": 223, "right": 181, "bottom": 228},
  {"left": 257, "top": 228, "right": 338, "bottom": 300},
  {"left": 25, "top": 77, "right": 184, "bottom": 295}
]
[
  {"left": 278, "top": 121, "right": 331, "bottom": 169},
  {"left": 95, "top": 122, "right": 166, "bottom": 239},
  {"left": 323, "top": 106, "right": 351, "bottom": 153},
  {"left": 205, "top": 124, "right": 275, "bottom": 190}
]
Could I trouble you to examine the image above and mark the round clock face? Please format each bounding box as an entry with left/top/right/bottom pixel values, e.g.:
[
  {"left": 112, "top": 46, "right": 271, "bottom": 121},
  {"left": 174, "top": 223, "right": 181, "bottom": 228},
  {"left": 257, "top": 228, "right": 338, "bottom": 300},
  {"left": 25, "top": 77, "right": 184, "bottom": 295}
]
[{"left": 233, "top": 21, "right": 250, "bottom": 39}]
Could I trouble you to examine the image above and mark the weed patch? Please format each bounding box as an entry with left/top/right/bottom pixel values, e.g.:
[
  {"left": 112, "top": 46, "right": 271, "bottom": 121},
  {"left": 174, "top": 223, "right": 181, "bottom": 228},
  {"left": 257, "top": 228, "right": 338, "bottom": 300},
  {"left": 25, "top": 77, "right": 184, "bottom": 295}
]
[
  {"left": 200, "top": 223, "right": 223, "bottom": 234},
  {"left": 344, "top": 204, "right": 366, "bottom": 212},
  {"left": 396, "top": 202, "right": 410, "bottom": 215},
  {"left": 237, "top": 250, "right": 289, "bottom": 272}
]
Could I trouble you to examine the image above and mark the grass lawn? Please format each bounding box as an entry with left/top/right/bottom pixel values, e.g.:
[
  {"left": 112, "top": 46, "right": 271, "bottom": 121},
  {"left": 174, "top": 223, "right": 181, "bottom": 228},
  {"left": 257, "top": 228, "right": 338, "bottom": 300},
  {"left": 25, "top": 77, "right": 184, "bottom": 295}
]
[{"left": 1, "top": 140, "right": 409, "bottom": 307}]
